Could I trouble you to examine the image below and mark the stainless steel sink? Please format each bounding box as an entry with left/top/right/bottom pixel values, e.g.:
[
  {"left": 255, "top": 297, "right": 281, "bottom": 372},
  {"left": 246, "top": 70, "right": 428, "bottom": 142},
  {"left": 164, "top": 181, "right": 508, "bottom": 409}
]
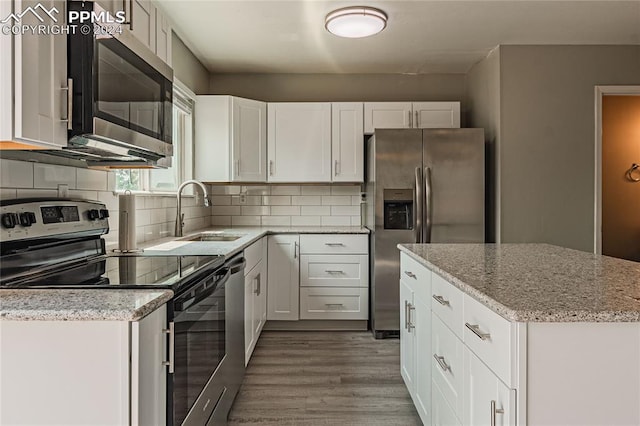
[{"left": 180, "top": 233, "right": 244, "bottom": 242}]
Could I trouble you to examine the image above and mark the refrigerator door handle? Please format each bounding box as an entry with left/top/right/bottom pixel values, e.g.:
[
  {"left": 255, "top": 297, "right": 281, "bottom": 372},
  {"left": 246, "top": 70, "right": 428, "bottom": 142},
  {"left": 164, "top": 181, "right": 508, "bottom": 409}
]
[
  {"left": 424, "top": 167, "right": 433, "bottom": 243},
  {"left": 415, "top": 167, "right": 423, "bottom": 243}
]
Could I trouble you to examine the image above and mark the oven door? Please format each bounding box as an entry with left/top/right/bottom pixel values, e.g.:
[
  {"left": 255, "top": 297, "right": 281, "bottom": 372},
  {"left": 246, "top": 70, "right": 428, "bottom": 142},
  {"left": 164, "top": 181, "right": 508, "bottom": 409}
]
[{"left": 171, "top": 266, "right": 230, "bottom": 426}]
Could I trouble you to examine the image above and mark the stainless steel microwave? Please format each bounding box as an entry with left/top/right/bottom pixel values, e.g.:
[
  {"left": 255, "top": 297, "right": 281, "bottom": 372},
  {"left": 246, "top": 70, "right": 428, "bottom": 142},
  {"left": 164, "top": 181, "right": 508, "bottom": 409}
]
[{"left": 66, "top": 1, "right": 173, "bottom": 168}]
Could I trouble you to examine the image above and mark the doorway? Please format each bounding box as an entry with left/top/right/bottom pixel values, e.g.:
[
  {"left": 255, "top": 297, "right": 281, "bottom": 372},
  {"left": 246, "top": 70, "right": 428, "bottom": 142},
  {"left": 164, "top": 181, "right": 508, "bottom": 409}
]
[{"left": 594, "top": 86, "right": 640, "bottom": 261}]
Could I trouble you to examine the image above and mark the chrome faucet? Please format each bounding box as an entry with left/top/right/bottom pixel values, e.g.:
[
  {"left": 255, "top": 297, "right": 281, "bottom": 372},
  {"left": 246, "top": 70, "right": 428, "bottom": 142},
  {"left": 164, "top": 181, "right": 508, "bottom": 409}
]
[{"left": 175, "top": 180, "right": 212, "bottom": 237}]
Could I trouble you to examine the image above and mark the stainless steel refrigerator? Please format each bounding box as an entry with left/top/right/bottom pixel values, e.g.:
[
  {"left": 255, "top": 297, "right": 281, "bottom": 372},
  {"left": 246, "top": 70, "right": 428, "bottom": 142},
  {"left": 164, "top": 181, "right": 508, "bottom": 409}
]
[{"left": 364, "top": 128, "right": 485, "bottom": 338}]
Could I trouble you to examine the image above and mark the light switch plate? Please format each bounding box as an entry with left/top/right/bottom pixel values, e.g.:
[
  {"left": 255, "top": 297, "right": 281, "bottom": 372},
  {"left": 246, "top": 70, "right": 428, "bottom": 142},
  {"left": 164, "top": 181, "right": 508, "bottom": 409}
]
[{"left": 57, "top": 184, "right": 69, "bottom": 198}]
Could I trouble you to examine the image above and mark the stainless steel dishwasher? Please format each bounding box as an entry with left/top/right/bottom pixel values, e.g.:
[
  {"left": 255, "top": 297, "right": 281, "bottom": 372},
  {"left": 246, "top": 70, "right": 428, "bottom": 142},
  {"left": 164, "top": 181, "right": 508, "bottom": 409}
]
[{"left": 207, "top": 254, "right": 246, "bottom": 425}]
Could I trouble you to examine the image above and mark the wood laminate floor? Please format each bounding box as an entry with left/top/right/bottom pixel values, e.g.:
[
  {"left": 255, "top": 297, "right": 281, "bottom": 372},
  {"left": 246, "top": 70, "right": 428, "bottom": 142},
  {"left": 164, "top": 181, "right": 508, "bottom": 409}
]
[{"left": 228, "top": 331, "right": 422, "bottom": 426}]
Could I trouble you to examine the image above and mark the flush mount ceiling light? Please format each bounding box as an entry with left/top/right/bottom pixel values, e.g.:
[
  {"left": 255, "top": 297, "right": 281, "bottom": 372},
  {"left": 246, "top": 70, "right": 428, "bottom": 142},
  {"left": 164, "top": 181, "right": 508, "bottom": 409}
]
[{"left": 325, "top": 6, "right": 388, "bottom": 38}]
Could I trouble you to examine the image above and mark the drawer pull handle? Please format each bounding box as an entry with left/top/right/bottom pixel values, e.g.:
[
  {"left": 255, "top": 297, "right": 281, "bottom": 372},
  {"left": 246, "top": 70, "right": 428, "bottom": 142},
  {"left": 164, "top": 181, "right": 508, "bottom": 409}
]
[
  {"left": 432, "top": 294, "right": 450, "bottom": 306},
  {"left": 325, "top": 270, "right": 344, "bottom": 274},
  {"left": 325, "top": 303, "right": 344, "bottom": 310},
  {"left": 404, "top": 271, "right": 417, "bottom": 280},
  {"left": 491, "top": 400, "right": 505, "bottom": 426},
  {"left": 433, "top": 354, "right": 451, "bottom": 372},
  {"left": 325, "top": 242, "right": 345, "bottom": 246},
  {"left": 465, "top": 323, "right": 491, "bottom": 341}
]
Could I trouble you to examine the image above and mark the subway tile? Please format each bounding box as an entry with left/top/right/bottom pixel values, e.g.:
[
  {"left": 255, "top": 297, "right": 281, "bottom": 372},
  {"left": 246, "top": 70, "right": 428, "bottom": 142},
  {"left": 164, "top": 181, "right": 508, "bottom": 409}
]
[
  {"left": 136, "top": 226, "right": 146, "bottom": 244},
  {"left": 210, "top": 185, "right": 241, "bottom": 195},
  {"left": 0, "top": 188, "right": 17, "bottom": 200},
  {"left": 321, "top": 195, "right": 351, "bottom": 206},
  {"left": 233, "top": 216, "right": 261, "bottom": 226},
  {"left": 262, "top": 195, "right": 291, "bottom": 206},
  {"left": 301, "top": 185, "right": 331, "bottom": 196},
  {"left": 232, "top": 195, "right": 262, "bottom": 206},
  {"left": 16, "top": 188, "right": 58, "bottom": 198},
  {"left": 351, "top": 216, "right": 362, "bottom": 226},
  {"left": 143, "top": 197, "right": 162, "bottom": 209},
  {"left": 211, "top": 216, "right": 232, "bottom": 226},
  {"left": 261, "top": 216, "right": 291, "bottom": 226},
  {"left": 331, "top": 185, "right": 361, "bottom": 195},
  {"left": 291, "top": 195, "right": 321, "bottom": 206},
  {"left": 97, "top": 191, "right": 119, "bottom": 211},
  {"left": 331, "top": 205, "right": 361, "bottom": 216},
  {"left": 211, "top": 195, "right": 231, "bottom": 206},
  {"left": 241, "top": 205, "right": 270, "bottom": 216},
  {"left": 157, "top": 222, "right": 173, "bottom": 239},
  {"left": 271, "top": 185, "right": 301, "bottom": 196},
  {"left": 76, "top": 168, "right": 108, "bottom": 191},
  {"left": 301, "top": 205, "right": 330, "bottom": 216},
  {"left": 162, "top": 197, "right": 178, "bottom": 208},
  {"left": 135, "top": 209, "right": 151, "bottom": 226},
  {"left": 291, "top": 216, "right": 321, "bottom": 226},
  {"left": 212, "top": 206, "right": 241, "bottom": 216},
  {"left": 271, "top": 206, "right": 301, "bottom": 216},
  {"left": 352, "top": 195, "right": 363, "bottom": 206},
  {"left": 1, "top": 159, "right": 34, "bottom": 188},
  {"left": 150, "top": 209, "right": 167, "bottom": 224},
  {"left": 33, "top": 164, "right": 76, "bottom": 189},
  {"left": 242, "top": 185, "right": 270, "bottom": 195},
  {"left": 69, "top": 190, "right": 98, "bottom": 201},
  {"left": 107, "top": 171, "right": 116, "bottom": 191},
  {"left": 321, "top": 216, "right": 352, "bottom": 226}
]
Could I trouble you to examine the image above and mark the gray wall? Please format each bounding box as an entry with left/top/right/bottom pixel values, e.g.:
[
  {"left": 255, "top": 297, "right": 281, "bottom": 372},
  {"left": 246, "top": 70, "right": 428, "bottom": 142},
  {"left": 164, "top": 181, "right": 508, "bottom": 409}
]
[
  {"left": 471, "top": 45, "right": 640, "bottom": 251},
  {"left": 209, "top": 73, "right": 467, "bottom": 121},
  {"left": 172, "top": 34, "right": 210, "bottom": 94},
  {"left": 466, "top": 48, "right": 501, "bottom": 242}
]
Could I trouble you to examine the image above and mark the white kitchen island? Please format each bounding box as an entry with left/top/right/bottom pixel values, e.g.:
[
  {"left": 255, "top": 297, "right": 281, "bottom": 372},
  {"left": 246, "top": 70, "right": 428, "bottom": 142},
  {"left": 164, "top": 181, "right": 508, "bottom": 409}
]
[{"left": 398, "top": 243, "right": 640, "bottom": 426}]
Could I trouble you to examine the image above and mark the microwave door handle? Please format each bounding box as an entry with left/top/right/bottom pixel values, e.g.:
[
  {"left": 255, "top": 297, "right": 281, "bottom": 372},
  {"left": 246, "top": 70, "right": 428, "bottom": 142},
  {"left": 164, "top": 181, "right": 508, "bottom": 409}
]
[
  {"left": 424, "top": 167, "right": 433, "bottom": 243},
  {"left": 415, "top": 167, "right": 423, "bottom": 243},
  {"left": 174, "top": 267, "right": 230, "bottom": 311}
]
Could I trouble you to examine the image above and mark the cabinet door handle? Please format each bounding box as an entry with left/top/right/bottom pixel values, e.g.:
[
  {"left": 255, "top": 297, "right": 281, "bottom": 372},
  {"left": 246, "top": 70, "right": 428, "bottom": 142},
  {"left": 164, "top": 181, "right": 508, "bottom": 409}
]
[
  {"left": 491, "top": 400, "right": 505, "bottom": 426},
  {"left": 415, "top": 111, "right": 419, "bottom": 128},
  {"left": 293, "top": 241, "right": 298, "bottom": 259},
  {"left": 404, "top": 271, "right": 417, "bottom": 280},
  {"left": 325, "top": 270, "right": 344, "bottom": 274},
  {"left": 325, "top": 303, "right": 344, "bottom": 307},
  {"left": 407, "top": 303, "right": 415, "bottom": 331},
  {"left": 162, "top": 321, "right": 175, "bottom": 374},
  {"left": 256, "top": 273, "right": 261, "bottom": 296},
  {"left": 408, "top": 110, "right": 412, "bottom": 128},
  {"left": 61, "top": 78, "right": 73, "bottom": 130},
  {"left": 235, "top": 159, "right": 240, "bottom": 177},
  {"left": 465, "top": 322, "right": 491, "bottom": 341},
  {"left": 334, "top": 160, "right": 339, "bottom": 176},
  {"left": 253, "top": 274, "right": 260, "bottom": 295},
  {"left": 433, "top": 354, "right": 451, "bottom": 372},
  {"left": 432, "top": 294, "right": 450, "bottom": 306},
  {"left": 122, "top": 0, "right": 133, "bottom": 29},
  {"left": 269, "top": 160, "right": 274, "bottom": 176},
  {"left": 324, "top": 242, "right": 345, "bottom": 247}
]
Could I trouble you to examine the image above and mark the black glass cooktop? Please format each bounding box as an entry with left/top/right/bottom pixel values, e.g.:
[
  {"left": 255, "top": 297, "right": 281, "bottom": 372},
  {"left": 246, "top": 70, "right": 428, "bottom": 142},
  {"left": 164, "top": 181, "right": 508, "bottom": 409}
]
[{"left": 5, "top": 254, "right": 225, "bottom": 291}]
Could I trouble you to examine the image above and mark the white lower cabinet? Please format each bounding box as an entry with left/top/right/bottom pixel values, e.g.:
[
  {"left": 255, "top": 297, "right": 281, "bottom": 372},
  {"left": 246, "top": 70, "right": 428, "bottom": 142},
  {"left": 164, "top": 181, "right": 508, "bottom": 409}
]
[
  {"left": 244, "top": 238, "right": 267, "bottom": 365},
  {"left": 0, "top": 304, "right": 168, "bottom": 426},
  {"left": 266, "top": 234, "right": 300, "bottom": 320},
  {"left": 299, "top": 287, "right": 368, "bottom": 320},
  {"left": 432, "top": 382, "right": 462, "bottom": 426},
  {"left": 463, "top": 350, "right": 515, "bottom": 426}
]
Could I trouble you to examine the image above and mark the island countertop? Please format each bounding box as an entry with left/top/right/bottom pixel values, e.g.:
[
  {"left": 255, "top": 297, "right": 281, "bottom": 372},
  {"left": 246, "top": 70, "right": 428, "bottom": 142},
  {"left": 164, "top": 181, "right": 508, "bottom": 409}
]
[
  {"left": 397, "top": 243, "right": 640, "bottom": 322},
  {"left": 0, "top": 289, "right": 173, "bottom": 321}
]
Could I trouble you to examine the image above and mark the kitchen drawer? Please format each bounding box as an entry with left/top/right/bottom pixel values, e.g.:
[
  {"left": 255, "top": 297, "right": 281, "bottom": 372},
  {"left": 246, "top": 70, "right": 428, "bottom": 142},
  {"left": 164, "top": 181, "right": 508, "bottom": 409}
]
[
  {"left": 463, "top": 294, "right": 514, "bottom": 387},
  {"left": 300, "top": 287, "right": 368, "bottom": 320},
  {"left": 432, "top": 313, "right": 464, "bottom": 418},
  {"left": 299, "top": 234, "right": 367, "bottom": 255},
  {"left": 300, "top": 255, "right": 368, "bottom": 287},
  {"left": 432, "top": 380, "right": 462, "bottom": 426},
  {"left": 244, "top": 238, "right": 263, "bottom": 275},
  {"left": 431, "top": 272, "right": 464, "bottom": 339},
  {"left": 400, "top": 253, "right": 431, "bottom": 301}
]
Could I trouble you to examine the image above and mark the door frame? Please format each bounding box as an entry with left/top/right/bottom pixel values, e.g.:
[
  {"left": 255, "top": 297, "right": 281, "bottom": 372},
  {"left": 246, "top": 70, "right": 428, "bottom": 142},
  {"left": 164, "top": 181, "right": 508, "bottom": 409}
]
[{"left": 593, "top": 85, "right": 640, "bottom": 254}]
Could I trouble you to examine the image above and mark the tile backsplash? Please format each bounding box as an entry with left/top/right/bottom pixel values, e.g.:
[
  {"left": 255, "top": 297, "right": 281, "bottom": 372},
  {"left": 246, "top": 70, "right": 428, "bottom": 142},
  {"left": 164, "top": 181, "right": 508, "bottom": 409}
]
[{"left": 209, "top": 184, "right": 363, "bottom": 227}]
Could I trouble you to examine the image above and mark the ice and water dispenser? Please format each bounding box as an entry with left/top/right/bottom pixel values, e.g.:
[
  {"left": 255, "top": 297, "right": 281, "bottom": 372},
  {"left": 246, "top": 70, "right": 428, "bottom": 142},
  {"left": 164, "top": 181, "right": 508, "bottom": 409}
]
[{"left": 383, "top": 189, "right": 413, "bottom": 230}]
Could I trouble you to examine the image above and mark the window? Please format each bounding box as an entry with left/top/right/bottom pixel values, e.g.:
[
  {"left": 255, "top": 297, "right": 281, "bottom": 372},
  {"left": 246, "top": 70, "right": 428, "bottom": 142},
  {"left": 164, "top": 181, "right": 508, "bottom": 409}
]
[{"left": 114, "top": 81, "right": 195, "bottom": 193}]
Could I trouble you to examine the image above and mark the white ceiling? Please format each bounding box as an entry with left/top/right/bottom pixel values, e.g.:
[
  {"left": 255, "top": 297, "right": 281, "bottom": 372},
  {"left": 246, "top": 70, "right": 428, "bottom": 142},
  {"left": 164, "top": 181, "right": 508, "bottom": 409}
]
[{"left": 157, "top": 0, "right": 640, "bottom": 74}]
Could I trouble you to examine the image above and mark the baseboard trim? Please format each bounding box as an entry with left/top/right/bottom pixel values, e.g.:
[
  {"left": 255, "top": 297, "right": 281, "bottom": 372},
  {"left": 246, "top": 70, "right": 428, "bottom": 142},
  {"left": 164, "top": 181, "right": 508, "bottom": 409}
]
[{"left": 264, "top": 320, "right": 368, "bottom": 331}]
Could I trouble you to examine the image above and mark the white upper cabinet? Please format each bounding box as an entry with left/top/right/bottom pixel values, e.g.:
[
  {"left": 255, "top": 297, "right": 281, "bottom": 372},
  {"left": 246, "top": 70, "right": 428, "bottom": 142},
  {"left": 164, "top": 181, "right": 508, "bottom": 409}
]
[
  {"left": 413, "top": 102, "right": 461, "bottom": 129},
  {"left": 1, "top": 0, "right": 68, "bottom": 149},
  {"left": 195, "top": 96, "right": 267, "bottom": 182},
  {"left": 364, "top": 102, "right": 413, "bottom": 133},
  {"left": 267, "top": 103, "right": 332, "bottom": 183},
  {"left": 154, "top": 6, "right": 172, "bottom": 66},
  {"left": 364, "top": 102, "right": 460, "bottom": 133},
  {"left": 332, "top": 102, "right": 364, "bottom": 182},
  {"left": 130, "top": 0, "right": 156, "bottom": 52}
]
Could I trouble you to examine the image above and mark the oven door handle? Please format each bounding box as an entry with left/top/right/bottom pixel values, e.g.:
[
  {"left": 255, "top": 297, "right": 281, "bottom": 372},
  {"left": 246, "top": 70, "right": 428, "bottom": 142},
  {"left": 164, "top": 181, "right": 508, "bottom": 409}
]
[{"left": 174, "top": 267, "right": 230, "bottom": 311}]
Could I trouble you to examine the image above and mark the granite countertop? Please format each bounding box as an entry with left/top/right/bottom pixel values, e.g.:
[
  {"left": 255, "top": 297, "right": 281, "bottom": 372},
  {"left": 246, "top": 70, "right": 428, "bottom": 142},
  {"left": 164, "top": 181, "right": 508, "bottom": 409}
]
[
  {"left": 0, "top": 289, "right": 173, "bottom": 321},
  {"left": 398, "top": 243, "right": 640, "bottom": 323},
  {"left": 139, "top": 226, "right": 369, "bottom": 258}
]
